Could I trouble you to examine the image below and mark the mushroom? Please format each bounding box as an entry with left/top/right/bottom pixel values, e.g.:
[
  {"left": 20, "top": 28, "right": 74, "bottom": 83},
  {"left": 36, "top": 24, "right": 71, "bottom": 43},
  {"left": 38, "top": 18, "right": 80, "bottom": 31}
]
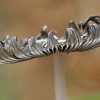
[{"left": 0, "top": 15, "right": 100, "bottom": 100}]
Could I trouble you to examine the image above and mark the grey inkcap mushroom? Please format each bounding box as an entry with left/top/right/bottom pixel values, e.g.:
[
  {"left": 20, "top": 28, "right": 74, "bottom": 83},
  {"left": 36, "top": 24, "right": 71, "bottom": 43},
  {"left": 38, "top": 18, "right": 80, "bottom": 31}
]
[{"left": 0, "top": 15, "right": 100, "bottom": 64}]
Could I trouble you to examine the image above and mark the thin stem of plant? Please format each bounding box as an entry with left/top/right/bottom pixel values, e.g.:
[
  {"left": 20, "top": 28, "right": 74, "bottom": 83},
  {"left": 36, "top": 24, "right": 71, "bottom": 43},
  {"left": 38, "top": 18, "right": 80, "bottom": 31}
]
[{"left": 53, "top": 52, "right": 68, "bottom": 100}]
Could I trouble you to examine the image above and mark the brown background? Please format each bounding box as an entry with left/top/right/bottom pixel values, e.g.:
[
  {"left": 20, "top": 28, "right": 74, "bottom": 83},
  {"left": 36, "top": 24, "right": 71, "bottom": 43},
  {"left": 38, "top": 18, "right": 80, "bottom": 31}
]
[{"left": 0, "top": 0, "right": 100, "bottom": 100}]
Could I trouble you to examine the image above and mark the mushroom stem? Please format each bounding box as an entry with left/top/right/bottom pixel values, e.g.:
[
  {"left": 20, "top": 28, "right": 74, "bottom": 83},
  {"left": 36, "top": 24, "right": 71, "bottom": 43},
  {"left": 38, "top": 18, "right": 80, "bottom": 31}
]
[{"left": 53, "top": 52, "right": 68, "bottom": 100}]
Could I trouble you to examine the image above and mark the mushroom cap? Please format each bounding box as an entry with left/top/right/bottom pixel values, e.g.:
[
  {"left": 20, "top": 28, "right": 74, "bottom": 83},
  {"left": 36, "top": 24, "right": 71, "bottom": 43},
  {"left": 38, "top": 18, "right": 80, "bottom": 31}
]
[{"left": 0, "top": 15, "right": 100, "bottom": 64}]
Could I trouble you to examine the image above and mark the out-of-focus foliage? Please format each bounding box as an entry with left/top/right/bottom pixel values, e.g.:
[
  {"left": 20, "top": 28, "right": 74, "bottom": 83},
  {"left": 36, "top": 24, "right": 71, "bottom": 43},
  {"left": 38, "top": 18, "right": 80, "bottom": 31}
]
[
  {"left": 0, "top": 0, "right": 100, "bottom": 100},
  {"left": 69, "top": 92, "right": 100, "bottom": 100}
]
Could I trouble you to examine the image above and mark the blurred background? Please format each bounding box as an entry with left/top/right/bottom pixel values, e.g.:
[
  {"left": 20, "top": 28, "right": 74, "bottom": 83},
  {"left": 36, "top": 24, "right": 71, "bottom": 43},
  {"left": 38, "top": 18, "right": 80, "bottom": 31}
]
[{"left": 0, "top": 0, "right": 100, "bottom": 100}]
